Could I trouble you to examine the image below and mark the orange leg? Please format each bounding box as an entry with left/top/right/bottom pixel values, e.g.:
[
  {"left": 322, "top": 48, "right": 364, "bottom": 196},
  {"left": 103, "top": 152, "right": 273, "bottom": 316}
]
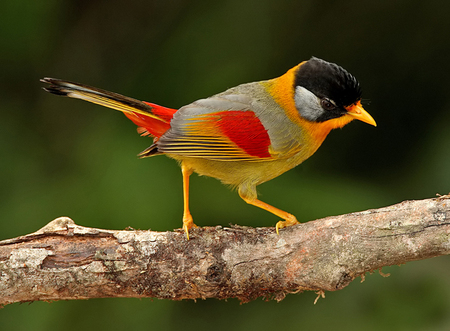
[
  {"left": 239, "top": 189, "right": 299, "bottom": 234},
  {"left": 181, "top": 163, "right": 197, "bottom": 240}
]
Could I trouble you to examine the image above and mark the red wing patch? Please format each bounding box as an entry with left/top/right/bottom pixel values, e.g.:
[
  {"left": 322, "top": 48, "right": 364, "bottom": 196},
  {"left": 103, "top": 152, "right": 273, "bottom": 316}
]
[
  {"left": 215, "top": 111, "right": 271, "bottom": 158},
  {"left": 157, "top": 110, "right": 273, "bottom": 160}
]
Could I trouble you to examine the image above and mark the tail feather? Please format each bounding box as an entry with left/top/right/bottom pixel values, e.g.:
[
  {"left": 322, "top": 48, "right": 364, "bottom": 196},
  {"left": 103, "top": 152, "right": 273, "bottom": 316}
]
[{"left": 41, "top": 78, "right": 177, "bottom": 138}]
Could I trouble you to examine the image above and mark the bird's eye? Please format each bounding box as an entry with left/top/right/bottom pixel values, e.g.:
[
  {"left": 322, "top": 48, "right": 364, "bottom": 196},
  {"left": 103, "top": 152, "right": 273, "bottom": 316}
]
[{"left": 320, "top": 98, "right": 336, "bottom": 111}]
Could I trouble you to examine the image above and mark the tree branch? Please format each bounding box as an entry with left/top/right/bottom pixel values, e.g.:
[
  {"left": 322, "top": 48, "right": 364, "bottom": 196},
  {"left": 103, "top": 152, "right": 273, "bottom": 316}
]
[{"left": 1, "top": 195, "right": 449, "bottom": 306}]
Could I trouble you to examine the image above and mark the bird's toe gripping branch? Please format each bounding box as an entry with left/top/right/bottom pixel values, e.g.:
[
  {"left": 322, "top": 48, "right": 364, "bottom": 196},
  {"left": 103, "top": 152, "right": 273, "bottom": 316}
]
[
  {"left": 275, "top": 216, "right": 300, "bottom": 235},
  {"left": 182, "top": 214, "right": 198, "bottom": 241}
]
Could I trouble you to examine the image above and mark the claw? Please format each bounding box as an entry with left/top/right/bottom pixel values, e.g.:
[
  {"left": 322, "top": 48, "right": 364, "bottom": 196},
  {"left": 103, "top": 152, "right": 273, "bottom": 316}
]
[
  {"left": 182, "top": 213, "right": 198, "bottom": 240},
  {"left": 275, "top": 216, "right": 300, "bottom": 235}
]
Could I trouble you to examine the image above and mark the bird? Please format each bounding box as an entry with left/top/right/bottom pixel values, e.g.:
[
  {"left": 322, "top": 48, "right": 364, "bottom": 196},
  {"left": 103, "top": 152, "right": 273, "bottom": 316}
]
[{"left": 41, "top": 57, "right": 376, "bottom": 239}]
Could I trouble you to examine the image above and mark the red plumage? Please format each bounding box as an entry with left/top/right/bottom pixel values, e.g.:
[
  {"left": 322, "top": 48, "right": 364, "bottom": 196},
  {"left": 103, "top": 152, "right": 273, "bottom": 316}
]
[
  {"left": 143, "top": 102, "right": 177, "bottom": 122},
  {"left": 215, "top": 111, "right": 271, "bottom": 158},
  {"left": 124, "top": 102, "right": 177, "bottom": 138}
]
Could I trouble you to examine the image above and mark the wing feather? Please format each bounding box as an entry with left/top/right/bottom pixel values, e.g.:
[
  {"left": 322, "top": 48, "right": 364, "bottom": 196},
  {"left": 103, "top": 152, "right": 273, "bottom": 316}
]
[{"left": 157, "top": 96, "right": 273, "bottom": 161}]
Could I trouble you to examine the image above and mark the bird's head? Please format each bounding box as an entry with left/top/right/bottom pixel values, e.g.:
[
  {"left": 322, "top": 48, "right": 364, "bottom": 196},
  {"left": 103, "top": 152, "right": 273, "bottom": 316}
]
[{"left": 293, "top": 57, "right": 376, "bottom": 128}]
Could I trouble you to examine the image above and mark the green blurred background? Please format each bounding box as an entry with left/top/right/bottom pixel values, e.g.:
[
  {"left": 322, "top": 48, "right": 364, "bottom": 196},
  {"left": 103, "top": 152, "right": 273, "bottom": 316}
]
[{"left": 1, "top": 0, "right": 450, "bottom": 330}]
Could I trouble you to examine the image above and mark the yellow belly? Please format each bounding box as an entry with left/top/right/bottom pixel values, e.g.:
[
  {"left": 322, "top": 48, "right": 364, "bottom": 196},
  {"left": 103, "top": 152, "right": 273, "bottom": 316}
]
[{"left": 168, "top": 145, "right": 316, "bottom": 189}]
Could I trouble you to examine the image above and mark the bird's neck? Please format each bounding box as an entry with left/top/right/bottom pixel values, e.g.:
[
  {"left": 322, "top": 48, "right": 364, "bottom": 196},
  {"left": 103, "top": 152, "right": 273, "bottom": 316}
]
[{"left": 263, "top": 64, "right": 356, "bottom": 148}]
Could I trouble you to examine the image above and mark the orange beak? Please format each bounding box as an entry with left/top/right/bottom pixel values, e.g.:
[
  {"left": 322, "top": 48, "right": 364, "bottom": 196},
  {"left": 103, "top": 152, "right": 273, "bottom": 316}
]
[{"left": 345, "top": 101, "right": 377, "bottom": 127}]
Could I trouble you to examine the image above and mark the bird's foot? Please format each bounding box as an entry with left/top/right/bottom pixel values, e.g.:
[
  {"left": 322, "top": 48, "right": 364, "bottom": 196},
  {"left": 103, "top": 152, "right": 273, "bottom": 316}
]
[
  {"left": 182, "top": 213, "right": 198, "bottom": 240},
  {"left": 275, "top": 215, "right": 299, "bottom": 235}
]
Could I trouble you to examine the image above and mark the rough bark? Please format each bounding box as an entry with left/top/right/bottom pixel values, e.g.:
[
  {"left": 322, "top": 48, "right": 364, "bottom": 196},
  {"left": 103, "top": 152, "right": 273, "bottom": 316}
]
[{"left": 0, "top": 195, "right": 449, "bottom": 306}]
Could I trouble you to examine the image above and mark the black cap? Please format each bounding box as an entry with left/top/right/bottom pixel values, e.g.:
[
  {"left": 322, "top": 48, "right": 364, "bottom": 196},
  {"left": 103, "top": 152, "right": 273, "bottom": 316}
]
[{"left": 294, "top": 57, "right": 362, "bottom": 107}]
